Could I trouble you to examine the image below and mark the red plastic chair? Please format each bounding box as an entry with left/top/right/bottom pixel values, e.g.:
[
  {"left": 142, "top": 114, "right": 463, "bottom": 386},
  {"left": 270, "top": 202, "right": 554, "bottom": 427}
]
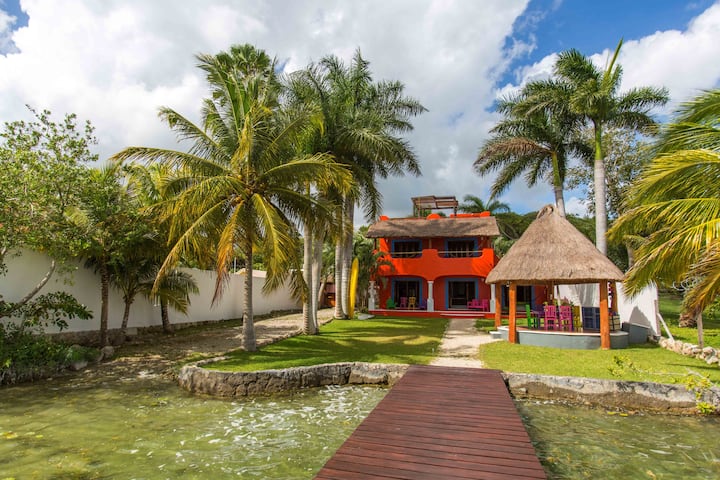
[
  {"left": 558, "top": 305, "right": 573, "bottom": 331},
  {"left": 399, "top": 297, "right": 408, "bottom": 309},
  {"left": 543, "top": 305, "right": 559, "bottom": 330}
]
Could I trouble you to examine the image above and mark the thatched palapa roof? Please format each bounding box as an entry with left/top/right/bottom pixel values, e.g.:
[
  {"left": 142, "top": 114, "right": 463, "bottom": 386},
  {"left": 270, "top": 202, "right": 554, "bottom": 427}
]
[
  {"left": 485, "top": 205, "right": 624, "bottom": 285},
  {"left": 365, "top": 216, "right": 500, "bottom": 239}
]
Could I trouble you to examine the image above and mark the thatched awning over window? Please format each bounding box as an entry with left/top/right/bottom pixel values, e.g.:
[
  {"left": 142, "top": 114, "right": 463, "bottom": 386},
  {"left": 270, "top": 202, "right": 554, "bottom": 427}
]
[
  {"left": 366, "top": 216, "right": 500, "bottom": 239},
  {"left": 485, "top": 205, "right": 624, "bottom": 285}
]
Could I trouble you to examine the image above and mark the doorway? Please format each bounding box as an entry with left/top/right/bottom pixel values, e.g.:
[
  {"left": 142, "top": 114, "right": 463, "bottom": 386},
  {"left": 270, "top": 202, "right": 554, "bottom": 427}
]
[{"left": 447, "top": 280, "right": 476, "bottom": 309}]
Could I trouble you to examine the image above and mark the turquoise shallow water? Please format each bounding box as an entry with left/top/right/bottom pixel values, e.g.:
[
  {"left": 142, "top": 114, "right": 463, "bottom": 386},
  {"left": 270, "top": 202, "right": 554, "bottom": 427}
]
[
  {"left": 2, "top": 369, "right": 720, "bottom": 479},
  {"left": 518, "top": 400, "right": 720, "bottom": 479},
  {"left": 0, "top": 372, "right": 386, "bottom": 479}
]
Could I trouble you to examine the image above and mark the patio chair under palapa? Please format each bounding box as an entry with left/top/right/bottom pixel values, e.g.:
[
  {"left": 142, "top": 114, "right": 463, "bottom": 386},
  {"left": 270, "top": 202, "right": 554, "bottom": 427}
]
[{"left": 485, "top": 205, "right": 624, "bottom": 349}]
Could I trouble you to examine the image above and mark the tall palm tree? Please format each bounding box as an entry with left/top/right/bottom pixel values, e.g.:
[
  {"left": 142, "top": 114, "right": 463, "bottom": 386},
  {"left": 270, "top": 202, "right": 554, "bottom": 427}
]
[
  {"left": 458, "top": 194, "right": 510, "bottom": 215},
  {"left": 609, "top": 89, "right": 720, "bottom": 345},
  {"left": 287, "top": 50, "right": 425, "bottom": 319},
  {"left": 552, "top": 40, "right": 668, "bottom": 252},
  {"left": 112, "top": 44, "right": 351, "bottom": 351},
  {"left": 475, "top": 80, "right": 589, "bottom": 217}
]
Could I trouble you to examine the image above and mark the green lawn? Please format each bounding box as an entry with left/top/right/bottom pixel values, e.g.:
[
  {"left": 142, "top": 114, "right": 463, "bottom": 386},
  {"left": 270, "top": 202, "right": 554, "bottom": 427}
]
[
  {"left": 479, "top": 341, "right": 720, "bottom": 384},
  {"left": 658, "top": 291, "right": 720, "bottom": 348},
  {"left": 207, "top": 317, "right": 448, "bottom": 372}
]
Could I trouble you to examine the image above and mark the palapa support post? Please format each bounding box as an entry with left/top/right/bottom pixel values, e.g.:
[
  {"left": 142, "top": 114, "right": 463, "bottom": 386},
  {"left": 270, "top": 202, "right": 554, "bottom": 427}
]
[
  {"left": 600, "top": 281, "right": 610, "bottom": 349},
  {"left": 494, "top": 283, "right": 502, "bottom": 328},
  {"left": 508, "top": 282, "right": 517, "bottom": 344}
]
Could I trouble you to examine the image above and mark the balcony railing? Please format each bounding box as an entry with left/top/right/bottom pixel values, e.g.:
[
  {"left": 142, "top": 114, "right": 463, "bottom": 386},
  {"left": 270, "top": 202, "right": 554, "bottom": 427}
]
[
  {"left": 390, "top": 250, "right": 482, "bottom": 258},
  {"left": 380, "top": 247, "right": 495, "bottom": 280}
]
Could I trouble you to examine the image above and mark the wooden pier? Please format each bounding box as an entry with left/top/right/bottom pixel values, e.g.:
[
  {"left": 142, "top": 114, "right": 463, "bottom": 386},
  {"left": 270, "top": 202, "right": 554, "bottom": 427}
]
[{"left": 314, "top": 365, "right": 546, "bottom": 479}]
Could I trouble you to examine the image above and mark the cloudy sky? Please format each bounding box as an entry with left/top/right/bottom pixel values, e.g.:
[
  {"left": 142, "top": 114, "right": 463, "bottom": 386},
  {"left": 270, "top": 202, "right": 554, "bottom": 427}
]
[{"left": 1, "top": 0, "right": 719, "bottom": 222}]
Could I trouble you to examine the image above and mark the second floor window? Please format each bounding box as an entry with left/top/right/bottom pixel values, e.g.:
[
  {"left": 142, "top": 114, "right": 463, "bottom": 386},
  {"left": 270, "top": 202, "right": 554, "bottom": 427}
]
[
  {"left": 392, "top": 240, "right": 421, "bottom": 258},
  {"left": 445, "top": 239, "right": 477, "bottom": 258}
]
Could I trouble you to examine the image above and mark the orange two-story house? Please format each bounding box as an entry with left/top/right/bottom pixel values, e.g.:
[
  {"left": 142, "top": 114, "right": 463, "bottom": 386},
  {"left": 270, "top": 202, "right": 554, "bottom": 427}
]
[{"left": 365, "top": 199, "right": 500, "bottom": 313}]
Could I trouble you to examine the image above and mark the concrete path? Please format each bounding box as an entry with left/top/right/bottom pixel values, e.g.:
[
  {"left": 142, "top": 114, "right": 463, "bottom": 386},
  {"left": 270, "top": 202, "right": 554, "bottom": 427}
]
[{"left": 430, "top": 317, "right": 498, "bottom": 368}]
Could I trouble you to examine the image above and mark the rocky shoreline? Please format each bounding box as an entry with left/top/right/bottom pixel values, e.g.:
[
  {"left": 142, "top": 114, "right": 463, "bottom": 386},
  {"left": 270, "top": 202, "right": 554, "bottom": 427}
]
[{"left": 178, "top": 360, "right": 720, "bottom": 415}]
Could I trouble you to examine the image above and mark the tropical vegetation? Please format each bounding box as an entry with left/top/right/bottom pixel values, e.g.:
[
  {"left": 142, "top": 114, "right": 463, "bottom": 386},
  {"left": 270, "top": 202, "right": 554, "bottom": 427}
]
[
  {"left": 286, "top": 50, "right": 425, "bottom": 322},
  {"left": 475, "top": 79, "right": 590, "bottom": 217},
  {"left": 610, "top": 89, "right": 720, "bottom": 344},
  {"left": 112, "top": 44, "right": 353, "bottom": 351},
  {"left": 549, "top": 40, "right": 668, "bottom": 253}
]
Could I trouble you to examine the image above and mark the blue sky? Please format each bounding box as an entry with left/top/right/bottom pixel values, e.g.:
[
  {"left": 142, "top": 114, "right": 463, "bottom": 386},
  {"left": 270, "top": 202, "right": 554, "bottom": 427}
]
[{"left": 1, "top": 1, "right": 719, "bottom": 220}]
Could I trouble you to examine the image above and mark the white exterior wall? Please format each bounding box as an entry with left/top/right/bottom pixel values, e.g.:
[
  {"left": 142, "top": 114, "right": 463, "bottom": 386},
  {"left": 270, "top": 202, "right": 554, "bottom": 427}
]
[
  {"left": 557, "top": 282, "right": 660, "bottom": 336},
  {"left": 1, "top": 250, "right": 299, "bottom": 333}
]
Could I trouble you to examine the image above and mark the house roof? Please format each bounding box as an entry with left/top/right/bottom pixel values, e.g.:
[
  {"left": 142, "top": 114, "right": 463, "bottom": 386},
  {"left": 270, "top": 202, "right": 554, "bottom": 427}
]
[
  {"left": 485, "top": 205, "right": 624, "bottom": 285},
  {"left": 365, "top": 215, "right": 500, "bottom": 239}
]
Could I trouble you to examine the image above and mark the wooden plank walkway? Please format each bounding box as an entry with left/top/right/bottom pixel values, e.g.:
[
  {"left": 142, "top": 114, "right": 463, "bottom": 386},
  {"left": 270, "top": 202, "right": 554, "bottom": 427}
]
[{"left": 314, "top": 365, "right": 546, "bottom": 480}]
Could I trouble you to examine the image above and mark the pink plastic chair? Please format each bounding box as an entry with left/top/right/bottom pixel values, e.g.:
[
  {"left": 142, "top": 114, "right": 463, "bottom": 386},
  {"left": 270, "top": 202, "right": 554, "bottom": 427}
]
[
  {"left": 543, "top": 305, "right": 559, "bottom": 330},
  {"left": 399, "top": 297, "right": 408, "bottom": 309},
  {"left": 480, "top": 299, "right": 490, "bottom": 311},
  {"left": 558, "top": 305, "right": 573, "bottom": 331}
]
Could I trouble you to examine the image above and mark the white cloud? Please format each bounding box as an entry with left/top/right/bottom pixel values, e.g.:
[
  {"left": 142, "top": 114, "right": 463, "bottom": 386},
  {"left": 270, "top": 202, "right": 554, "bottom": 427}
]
[
  {"left": 1, "top": 0, "right": 720, "bottom": 222},
  {"left": 564, "top": 196, "right": 589, "bottom": 217},
  {"left": 0, "top": 8, "right": 17, "bottom": 54}
]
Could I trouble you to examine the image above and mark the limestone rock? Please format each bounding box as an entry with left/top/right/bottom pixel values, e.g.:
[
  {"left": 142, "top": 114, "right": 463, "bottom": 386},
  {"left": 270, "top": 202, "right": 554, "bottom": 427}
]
[{"left": 99, "top": 345, "right": 115, "bottom": 361}]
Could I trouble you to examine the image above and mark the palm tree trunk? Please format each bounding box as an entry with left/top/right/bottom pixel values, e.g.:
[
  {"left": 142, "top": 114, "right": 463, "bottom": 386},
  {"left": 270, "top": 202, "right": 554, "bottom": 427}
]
[
  {"left": 551, "top": 152, "right": 566, "bottom": 217},
  {"left": 340, "top": 198, "right": 354, "bottom": 317},
  {"left": 334, "top": 206, "right": 345, "bottom": 319},
  {"left": 302, "top": 222, "right": 317, "bottom": 334},
  {"left": 160, "top": 299, "right": 173, "bottom": 333},
  {"left": 242, "top": 243, "right": 257, "bottom": 351},
  {"left": 593, "top": 122, "right": 608, "bottom": 254},
  {"left": 311, "top": 230, "right": 325, "bottom": 328},
  {"left": 120, "top": 294, "right": 132, "bottom": 343},
  {"left": 99, "top": 260, "right": 110, "bottom": 347}
]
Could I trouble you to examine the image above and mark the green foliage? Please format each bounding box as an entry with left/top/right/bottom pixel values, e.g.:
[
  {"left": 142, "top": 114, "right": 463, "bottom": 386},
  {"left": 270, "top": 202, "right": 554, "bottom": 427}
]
[
  {"left": 206, "top": 317, "right": 448, "bottom": 372},
  {"left": 476, "top": 78, "right": 590, "bottom": 215},
  {"left": 0, "top": 322, "right": 97, "bottom": 385},
  {"left": 7, "top": 292, "right": 91, "bottom": 331},
  {"left": 610, "top": 89, "right": 720, "bottom": 314},
  {"left": 611, "top": 353, "right": 717, "bottom": 414},
  {"left": 0, "top": 107, "right": 95, "bottom": 272}
]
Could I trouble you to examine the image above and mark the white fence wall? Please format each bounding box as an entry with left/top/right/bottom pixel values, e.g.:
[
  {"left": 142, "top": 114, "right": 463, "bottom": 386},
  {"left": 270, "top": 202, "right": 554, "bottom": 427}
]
[
  {"left": 557, "top": 282, "right": 660, "bottom": 336},
  {"left": 1, "top": 250, "right": 299, "bottom": 333}
]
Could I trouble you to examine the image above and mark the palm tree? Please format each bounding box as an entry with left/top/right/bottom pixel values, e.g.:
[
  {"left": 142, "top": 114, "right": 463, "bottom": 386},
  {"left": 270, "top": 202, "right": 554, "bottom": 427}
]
[
  {"left": 112, "top": 44, "right": 352, "bottom": 351},
  {"left": 287, "top": 50, "right": 425, "bottom": 319},
  {"left": 552, "top": 39, "right": 668, "bottom": 252},
  {"left": 68, "top": 166, "right": 147, "bottom": 346},
  {"left": 475, "top": 80, "right": 589, "bottom": 217},
  {"left": 609, "top": 89, "right": 720, "bottom": 345},
  {"left": 459, "top": 194, "right": 510, "bottom": 215}
]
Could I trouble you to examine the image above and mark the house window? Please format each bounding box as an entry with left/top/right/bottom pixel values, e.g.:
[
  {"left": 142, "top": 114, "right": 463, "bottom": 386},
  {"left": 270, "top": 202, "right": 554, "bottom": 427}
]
[
  {"left": 443, "top": 239, "right": 477, "bottom": 258},
  {"left": 391, "top": 240, "right": 421, "bottom": 258}
]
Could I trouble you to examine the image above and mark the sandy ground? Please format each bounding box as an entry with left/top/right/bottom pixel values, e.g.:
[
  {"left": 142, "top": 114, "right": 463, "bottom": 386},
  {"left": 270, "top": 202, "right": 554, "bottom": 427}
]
[
  {"left": 430, "top": 317, "right": 498, "bottom": 368},
  {"left": 82, "top": 310, "right": 495, "bottom": 380},
  {"left": 87, "top": 309, "right": 336, "bottom": 379}
]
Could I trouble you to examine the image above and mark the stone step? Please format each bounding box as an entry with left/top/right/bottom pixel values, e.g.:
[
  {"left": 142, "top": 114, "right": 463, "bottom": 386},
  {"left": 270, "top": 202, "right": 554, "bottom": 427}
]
[{"left": 490, "top": 331, "right": 503, "bottom": 340}]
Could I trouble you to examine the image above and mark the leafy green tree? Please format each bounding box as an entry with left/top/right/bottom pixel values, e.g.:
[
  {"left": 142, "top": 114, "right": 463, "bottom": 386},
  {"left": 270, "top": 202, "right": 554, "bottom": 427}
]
[
  {"left": 112, "top": 44, "right": 351, "bottom": 351},
  {"left": 0, "top": 108, "right": 95, "bottom": 315},
  {"left": 476, "top": 80, "right": 590, "bottom": 217},
  {"left": 552, "top": 39, "right": 668, "bottom": 253},
  {"left": 287, "top": 50, "right": 425, "bottom": 319},
  {"left": 610, "top": 89, "right": 720, "bottom": 344}
]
